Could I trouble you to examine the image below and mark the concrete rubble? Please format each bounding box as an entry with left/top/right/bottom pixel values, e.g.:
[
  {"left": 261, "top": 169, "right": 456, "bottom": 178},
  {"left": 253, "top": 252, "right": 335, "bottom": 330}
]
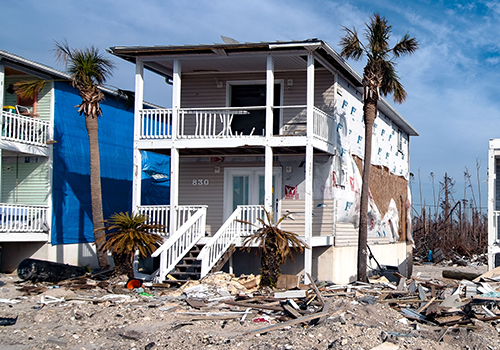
[{"left": 2, "top": 266, "right": 500, "bottom": 349}]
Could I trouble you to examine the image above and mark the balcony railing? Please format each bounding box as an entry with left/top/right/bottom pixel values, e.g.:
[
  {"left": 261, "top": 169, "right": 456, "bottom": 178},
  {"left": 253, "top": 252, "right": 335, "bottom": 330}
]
[
  {"left": 0, "top": 203, "right": 48, "bottom": 233},
  {"left": 138, "top": 106, "right": 336, "bottom": 143},
  {"left": 1, "top": 111, "right": 50, "bottom": 147}
]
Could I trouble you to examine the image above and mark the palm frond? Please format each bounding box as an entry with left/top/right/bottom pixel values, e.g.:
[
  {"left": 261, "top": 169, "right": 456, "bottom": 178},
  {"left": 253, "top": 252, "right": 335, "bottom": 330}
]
[
  {"left": 365, "top": 13, "right": 391, "bottom": 60},
  {"left": 340, "top": 26, "right": 364, "bottom": 60},
  {"left": 54, "top": 40, "right": 115, "bottom": 88},
  {"left": 13, "top": 79, "right": 46, "bottom": 100},
  {"left": 393, "top": 33, "right": 419, "bottom": 57},
  {"left": 97, "top": 211, "right": 165, "bottom": 259}
]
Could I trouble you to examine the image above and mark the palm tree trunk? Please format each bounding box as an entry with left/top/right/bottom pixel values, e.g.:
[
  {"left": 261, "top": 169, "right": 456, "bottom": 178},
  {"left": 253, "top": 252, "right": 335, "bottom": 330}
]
[
  {"left": 358, "top": 99, "right": 377, "bottom": 282},
  {"left": 85, "top": 114, "right": 110, "bottom": 270}
]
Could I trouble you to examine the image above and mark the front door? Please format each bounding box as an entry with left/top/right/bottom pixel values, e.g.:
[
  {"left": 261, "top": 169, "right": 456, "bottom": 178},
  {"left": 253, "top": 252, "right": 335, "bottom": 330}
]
[{"left": 224, "top": 167, "right": 282, "bottom": 220}]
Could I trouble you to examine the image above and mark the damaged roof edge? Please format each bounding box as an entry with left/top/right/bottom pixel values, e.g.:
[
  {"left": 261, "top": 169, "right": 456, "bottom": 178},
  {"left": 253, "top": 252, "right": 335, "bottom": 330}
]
[{"left": 109, "top": 39, "right": 419, "bottom": 136}]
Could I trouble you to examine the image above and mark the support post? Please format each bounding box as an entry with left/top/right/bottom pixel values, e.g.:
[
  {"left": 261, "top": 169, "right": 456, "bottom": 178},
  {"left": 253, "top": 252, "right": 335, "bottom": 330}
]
[
  {"left": 304, "top": 51, "right": 315, "bottom": 283},
  {"left": 265, "top": 55, "right": 275, "bottom": 215},
  {"left": 170, "top": 59, "right": 181, "bottom": 234},
  {"left": 132, "top": 59, "right": 144, "bottom": 211}
]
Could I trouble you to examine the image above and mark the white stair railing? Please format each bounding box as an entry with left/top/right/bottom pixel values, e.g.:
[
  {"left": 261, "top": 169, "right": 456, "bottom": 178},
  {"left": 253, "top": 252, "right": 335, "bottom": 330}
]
[
  {"left": 151, "top": 206, "right": 207, "bottom": 282},
  {"left": 137, "top": 205, "right": 205, "bottom": 237},
  {"left": 198, "top": 205, "right": 264, "bottom": 278}
]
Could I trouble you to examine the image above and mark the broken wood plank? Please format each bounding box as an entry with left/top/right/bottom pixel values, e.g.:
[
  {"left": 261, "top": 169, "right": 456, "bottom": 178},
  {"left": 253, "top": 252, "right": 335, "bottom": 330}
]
[
  {"left": 243, "top": 310, "right": 330, "bottom": 335},
  {"left": 442, "top": 270, "right": 481, "bottom": 281},
  {"left": 282, "top": 303, "right": 302, "bottom": 318},
  {"left": 307, "top": 273, "right": 325, "bottom": 307},
  {"left": 417, "top": 297, "right": 436, "bottom": 314}
]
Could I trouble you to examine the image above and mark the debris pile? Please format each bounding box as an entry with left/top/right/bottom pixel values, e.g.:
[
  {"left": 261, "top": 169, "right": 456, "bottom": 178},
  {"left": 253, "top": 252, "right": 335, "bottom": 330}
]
[{"left": 2, "top": 265, "right": 500, "bottom": 349}]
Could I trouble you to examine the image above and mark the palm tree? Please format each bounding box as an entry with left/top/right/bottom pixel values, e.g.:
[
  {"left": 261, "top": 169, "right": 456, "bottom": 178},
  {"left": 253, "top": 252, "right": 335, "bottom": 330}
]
[
  {"left": 340, "top": 14, "right": 418, "bottom": 282},
  {"left": 240, "top": 207, "right": 308, "bottom": 288},
  {"left": 54, "top": 41, "right": 115, "bottom": 270},
  {"left": 96, "top": 212, "right": 165, "bottom": 278}
]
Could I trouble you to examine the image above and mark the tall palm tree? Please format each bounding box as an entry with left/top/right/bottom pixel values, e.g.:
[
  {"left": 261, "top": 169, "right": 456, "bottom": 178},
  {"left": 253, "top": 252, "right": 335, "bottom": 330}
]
[
  {"left": 54, "top": 41, "right": 115, "bottom": 270},
  {"left": 340, "top": 14, "right": 418, "bottom": 282}
]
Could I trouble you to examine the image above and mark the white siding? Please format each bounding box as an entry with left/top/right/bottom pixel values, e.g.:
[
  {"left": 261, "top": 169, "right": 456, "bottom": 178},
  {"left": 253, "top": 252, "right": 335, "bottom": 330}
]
[{"left": 280, "top": 199, "right": 334, "bottom": 237}]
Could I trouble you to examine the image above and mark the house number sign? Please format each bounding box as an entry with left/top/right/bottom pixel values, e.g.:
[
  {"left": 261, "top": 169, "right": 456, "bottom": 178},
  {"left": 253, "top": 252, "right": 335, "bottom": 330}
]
[{"left": 192, "top": 179, "right": 210, "bottom": 186}]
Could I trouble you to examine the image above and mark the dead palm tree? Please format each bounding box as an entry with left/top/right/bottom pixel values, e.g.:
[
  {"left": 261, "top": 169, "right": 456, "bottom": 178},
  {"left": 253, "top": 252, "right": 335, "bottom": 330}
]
[
  {"left": 340, "top": 14, "right": 418, "bottom": 282},
  {"left": 240, "top": 207, "right": 308, "bottom": 288},
  {"left": 54, "top": 41, "right": 115, "bottom": 270},
  {"left": 96, "top": 212, "right": 164, "bottom": 278}
]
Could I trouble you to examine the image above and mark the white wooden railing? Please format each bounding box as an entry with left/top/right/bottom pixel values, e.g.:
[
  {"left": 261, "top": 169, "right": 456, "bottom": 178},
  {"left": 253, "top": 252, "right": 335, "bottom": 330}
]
[
  {"left": 151, "top": 206, "right": 207, "bottom": 282},
  {"left": 0, "top": 203, "right": 48, "bottom": 233},
  {"left": 138, "top": 106, "right": 336, "bottom": 144},
  {"left": 493, "top": 211, "right": 500, "bottom": 242},
  {"left": 198, "top": 205, "right": 264, "bottom": 278},
  {"left": 312, "top": 107, "right": 336, "bottom": 145},
  {"left": 137, "top": 205, "right": 205, "bottom": 237},
  {"left": 140, "top": 109, "right": 172, "bottom": 139},
  {"left": 1, "top": 111, "right": 50, "bottom": 147}
]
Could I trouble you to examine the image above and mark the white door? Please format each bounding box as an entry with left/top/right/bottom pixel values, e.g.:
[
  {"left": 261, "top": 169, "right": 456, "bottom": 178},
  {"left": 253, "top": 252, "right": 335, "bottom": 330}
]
[{"left": 224, "top": 167, "right": 282, "bottom": 220}]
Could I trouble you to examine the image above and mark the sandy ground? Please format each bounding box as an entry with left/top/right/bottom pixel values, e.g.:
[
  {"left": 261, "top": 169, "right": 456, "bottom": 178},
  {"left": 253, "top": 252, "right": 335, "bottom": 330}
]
[{"left": 0, "top": 263, "right": 499, "bottom": 350}]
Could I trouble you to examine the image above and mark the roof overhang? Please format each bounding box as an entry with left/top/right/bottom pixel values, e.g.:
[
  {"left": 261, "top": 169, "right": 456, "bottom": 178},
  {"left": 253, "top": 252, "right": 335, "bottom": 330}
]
[{"left": 109, "top": 39, "right": 418, "bottom": 137}]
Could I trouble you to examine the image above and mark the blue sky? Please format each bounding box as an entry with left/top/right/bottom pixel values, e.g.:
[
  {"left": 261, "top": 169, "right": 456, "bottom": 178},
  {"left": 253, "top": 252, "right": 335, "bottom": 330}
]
[{"left": 2, "top": 0, "right": 497, "bottom": 213}]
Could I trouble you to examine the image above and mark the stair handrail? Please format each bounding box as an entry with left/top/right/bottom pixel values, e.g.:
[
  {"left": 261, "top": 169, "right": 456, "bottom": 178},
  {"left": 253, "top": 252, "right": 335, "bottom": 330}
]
[
  {"left": 151, "top": 205, "right": 207, "bottom": 282},
  {"left": 198, "top": 207, "right": 242, "bottom": 278}
]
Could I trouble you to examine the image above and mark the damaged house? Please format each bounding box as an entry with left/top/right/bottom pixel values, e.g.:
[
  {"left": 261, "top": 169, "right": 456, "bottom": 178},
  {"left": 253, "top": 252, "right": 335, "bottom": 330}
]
[
  {"left": 109, "top": 39, "right": 418, "bottom": 284},
  {"left": 0, "top": 50, "right": 139, "bottom": 272}
]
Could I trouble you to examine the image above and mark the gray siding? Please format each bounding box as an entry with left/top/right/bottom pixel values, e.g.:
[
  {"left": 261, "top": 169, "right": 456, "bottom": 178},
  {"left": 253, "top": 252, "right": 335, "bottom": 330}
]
[
  {"left": 280, "top": 199, "right": 334, "bottom": 237},
  {"left": 2, "top": 156, "right": 49, "bottom": 205},
  {"left": 180, "top": 69, "right": 336, "bottom": 135},
  {"left": 179, "top": 159, "right": 279, "bottom": 235}
]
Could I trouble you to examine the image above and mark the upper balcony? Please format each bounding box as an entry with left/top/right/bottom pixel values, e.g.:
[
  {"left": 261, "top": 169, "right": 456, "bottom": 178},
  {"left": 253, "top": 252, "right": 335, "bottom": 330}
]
[
  {"left": 0, "top": 108, "right": 50, "bottom": 156},
  {"left": 137, "top": 105, "right": 336, "bottom": 153}
]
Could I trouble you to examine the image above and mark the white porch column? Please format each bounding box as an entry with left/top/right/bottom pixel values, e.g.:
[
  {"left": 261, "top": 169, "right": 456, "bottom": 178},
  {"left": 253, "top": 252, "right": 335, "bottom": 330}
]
[
  {"left": 265, "top": 55, "right": 274, "bottom": 213},
  {"left": 304, "top": 51, "right": 315, "bottom": 283},
  {"left": 0, "top": 63, "right": 4, "bottom": 113},
  {"left": 488, "top": 140, "right": 497, "bottom": 269},
  {"left": 132, "top": 58, "right": 144, "bottom": 211},
  {"left": 170, "top": 59, "right": 181, "bottom": 233}
]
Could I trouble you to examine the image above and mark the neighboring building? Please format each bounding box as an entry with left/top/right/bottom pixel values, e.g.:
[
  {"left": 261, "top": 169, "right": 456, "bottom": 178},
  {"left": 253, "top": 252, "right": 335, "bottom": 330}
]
[
  {"left": 109, "top": 39, "right": 419, "bottom": 284},
  {"left": 0, "top": 50, "right": 136, "bottom": 272},
  {"left": 488, "top": 139, "right": 500, "bottom": 269}
]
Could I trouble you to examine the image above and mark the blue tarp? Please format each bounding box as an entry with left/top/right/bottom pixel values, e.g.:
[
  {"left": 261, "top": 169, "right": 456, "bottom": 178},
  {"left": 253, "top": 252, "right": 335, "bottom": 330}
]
[
  {"left": 141, "top": 150, "right": 170, "bottom": 205},
  {"left": 51, "top": 81, "right": 134, "bottom": 244}
]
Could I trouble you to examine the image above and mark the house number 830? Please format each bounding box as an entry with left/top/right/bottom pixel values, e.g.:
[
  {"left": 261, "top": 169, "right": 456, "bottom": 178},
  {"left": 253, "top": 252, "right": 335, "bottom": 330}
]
[{"left": 192, "top": 179, "right": 209, "bottom": 186}]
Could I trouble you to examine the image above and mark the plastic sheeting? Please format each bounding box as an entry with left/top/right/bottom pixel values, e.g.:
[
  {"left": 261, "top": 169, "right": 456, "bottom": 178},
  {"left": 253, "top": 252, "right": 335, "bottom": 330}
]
[
  {"left": 334, "top": 152, "right": 401, "bottom": 242},
  {"left": 51, "top": 81, "right": 134, "bottom": 245},
  {"left": 141, "top": 150, "right": 170, "bottom": 205}
]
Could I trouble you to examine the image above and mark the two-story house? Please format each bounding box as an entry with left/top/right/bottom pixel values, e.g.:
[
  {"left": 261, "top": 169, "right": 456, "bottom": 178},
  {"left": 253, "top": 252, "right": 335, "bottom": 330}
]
[
  {"left": 0, "top": 50, "right": 140, "bottom": 272},
  {"left": 109, "top": 39, "right": 418, "bottom": 284}
]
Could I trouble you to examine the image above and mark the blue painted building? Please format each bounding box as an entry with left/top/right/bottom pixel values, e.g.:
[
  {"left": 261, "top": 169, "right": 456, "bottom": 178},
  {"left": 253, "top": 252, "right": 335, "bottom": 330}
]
[{"left": 0, "top": 50, "right": 167, "bottom": 271}]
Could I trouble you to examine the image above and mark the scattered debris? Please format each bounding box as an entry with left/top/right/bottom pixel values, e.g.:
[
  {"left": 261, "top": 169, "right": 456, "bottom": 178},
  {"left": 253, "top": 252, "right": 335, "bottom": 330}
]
[{"left": 1, "top": 264, "right": 500, "bottom": 349}]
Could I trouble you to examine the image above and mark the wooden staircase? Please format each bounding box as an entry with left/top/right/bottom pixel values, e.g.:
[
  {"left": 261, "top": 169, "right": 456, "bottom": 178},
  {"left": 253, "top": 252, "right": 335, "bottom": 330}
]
[{"left": 168, "top": 244, "right": 203, "bottom": 282}]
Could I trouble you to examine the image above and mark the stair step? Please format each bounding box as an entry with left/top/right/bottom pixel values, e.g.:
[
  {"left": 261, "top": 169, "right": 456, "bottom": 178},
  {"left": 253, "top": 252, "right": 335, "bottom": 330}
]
[{"left": 176, "top": 263, "right": 201, "bottom": 268}]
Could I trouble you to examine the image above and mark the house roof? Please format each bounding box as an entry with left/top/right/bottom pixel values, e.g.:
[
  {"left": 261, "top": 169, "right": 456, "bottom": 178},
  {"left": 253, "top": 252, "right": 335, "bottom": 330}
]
[
  {"left": 109, "top": 39, "right": 419, "bottom": 137},
  {"left": 0, "top": 49, "right": 162, "bottom": 108}
]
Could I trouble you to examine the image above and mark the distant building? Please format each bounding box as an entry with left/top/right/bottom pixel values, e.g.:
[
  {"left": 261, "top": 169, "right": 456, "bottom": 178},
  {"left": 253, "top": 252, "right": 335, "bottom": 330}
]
[
  {"left": 109, "top": 39, "right": 418, "bottom": 283},
  {"left": 0, "top": 50, "right": 137, "bottom": 271}
]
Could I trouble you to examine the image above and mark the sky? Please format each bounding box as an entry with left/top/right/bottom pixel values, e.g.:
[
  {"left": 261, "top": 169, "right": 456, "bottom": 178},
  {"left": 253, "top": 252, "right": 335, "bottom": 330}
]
[{"left": 1, "top": 0, "right": 497, "bottom": 214}]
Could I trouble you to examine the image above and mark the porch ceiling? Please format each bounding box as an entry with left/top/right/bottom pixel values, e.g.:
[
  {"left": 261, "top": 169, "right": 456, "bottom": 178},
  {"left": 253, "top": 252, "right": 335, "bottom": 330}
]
[{"left": 137, "top": 53, "right": 309, "bottom": 76}]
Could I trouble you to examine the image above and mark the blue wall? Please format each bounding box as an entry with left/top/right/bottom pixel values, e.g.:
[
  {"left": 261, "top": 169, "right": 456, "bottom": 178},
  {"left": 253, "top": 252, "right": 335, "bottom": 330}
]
[{"left": 51, "top": 81, "right": 133, "bottom": 244}]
